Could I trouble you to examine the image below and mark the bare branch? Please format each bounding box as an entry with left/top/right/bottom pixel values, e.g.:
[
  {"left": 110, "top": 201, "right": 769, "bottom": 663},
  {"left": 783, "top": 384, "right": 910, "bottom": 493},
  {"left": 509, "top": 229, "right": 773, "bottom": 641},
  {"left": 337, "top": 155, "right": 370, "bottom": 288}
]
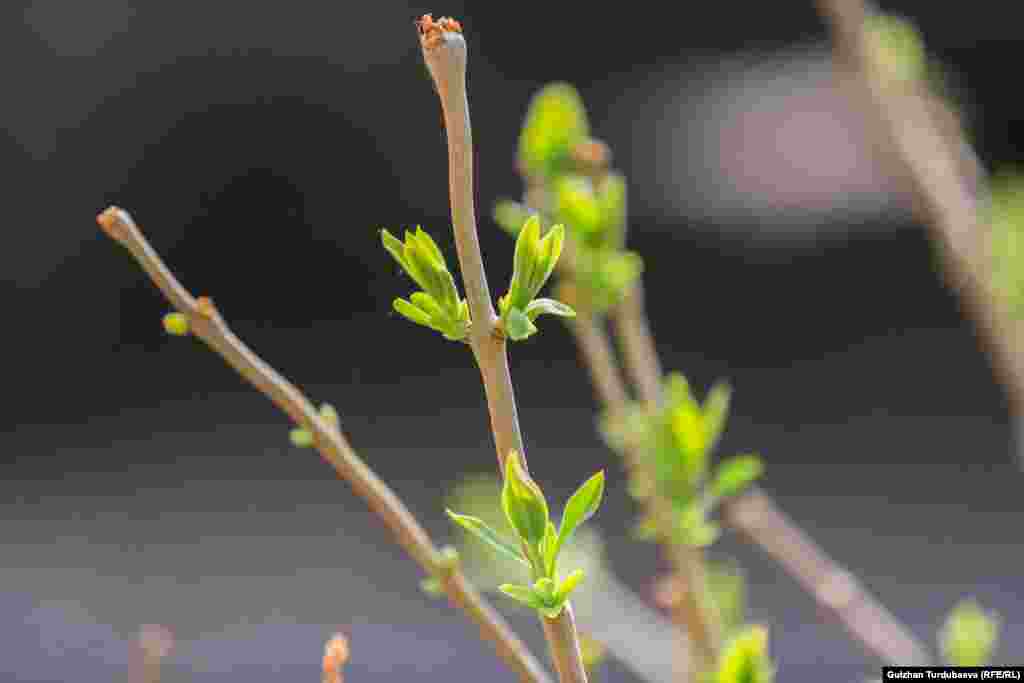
[{"left": 97, "top": 207, "right": 552, "bottom": 683}]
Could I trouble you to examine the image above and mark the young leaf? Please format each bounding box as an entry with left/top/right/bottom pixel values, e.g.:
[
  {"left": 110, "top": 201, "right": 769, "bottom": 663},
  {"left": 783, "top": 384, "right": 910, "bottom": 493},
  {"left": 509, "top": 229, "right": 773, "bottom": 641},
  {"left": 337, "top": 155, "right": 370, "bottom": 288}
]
[
  {"left": 525, "top": 298, "right": 576, "bottom": 322},
  {"left": 499, "top": 583, "right": 547, "bottom": 611},
  {"left": 504, "top": 306, "right": 538, "bottom": 341},
  {"left": 446, "top": 510, "right": 528, "bottom": 567},
  {"left": 540, "top": 520, "right": 559, "bottom": 578},
  {"left": 554, "top": 568, "right": 585, "bottom": 602},
  {"left": 501, "top": 454, "right": 550, "bottom": 548},
  {"left": 709, "top": 454, "right": 764, "bottom": 500},
  {"left": 556, "top": 470, "right": 605, "bottom": 557},
  {"left": 393, "top": 297, "right": 438, "bottom": 330},
  {"left": 702, "top": 381, "right": 732, "bottom": 452}
]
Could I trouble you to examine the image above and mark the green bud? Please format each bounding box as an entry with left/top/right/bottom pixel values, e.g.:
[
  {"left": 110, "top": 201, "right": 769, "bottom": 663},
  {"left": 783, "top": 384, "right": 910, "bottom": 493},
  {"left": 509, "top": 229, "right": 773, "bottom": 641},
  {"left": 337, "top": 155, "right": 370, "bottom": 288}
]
[
  {"left": 940, "top": 599, "right": 1000, "bottom": 666},
  {"left": 988, "top": 172, "right": 1024, "bottom": 316},
  {"left": 865, "top": 13, "right": 927, "bottom": 84},
  {"left": 493, "top": 200, "right": 535, "bottom": 238},
  {"left": 518, "top": 83, "right": 590, "bottom": 181},
  {"left": 419, "top": 576, "right": 445, "bottom": 598},
  {"left": 436, "top": 545, "right": 460, "bottom": 573},
  {"left": 716, "top": 625, "right": 774, "bottom": 683},
  {"left": 501, "top": 453, "right": 550, "bottom": 550},
  {"left": 319, "top": 403, "right": 340, "bottom": 428},
  {"left": 162, "top": 312, "right": 190, "bottom": 336},
  {"left": 579, "top": 634, "right": 608, "bottom": 674},
  {"left": 289, "top": 427, "right": 314, "bottom": 448},
  {"left": 596, "top": 173, "right": 628, "bottom": 250}
]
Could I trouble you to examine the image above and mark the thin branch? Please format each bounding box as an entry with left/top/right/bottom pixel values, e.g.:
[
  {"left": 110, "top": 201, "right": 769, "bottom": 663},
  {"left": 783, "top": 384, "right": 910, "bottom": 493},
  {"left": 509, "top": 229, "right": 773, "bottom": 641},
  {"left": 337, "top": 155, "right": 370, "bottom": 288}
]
[
  {"left": 97, "top": 207, "right": 552, "bottom": 683},
  {"left": 721, "top": 488, "right": 932, "bottom": 665},
  {"left": 569, "top": 313, "right": 718, "bottom": 676},
  {"left": 611, "top": 285, "right": 664, "bottom": 407},
  {"left": 815, "top": 0, "right": 1024, "bottom": 412},
  {"left": 416, "top": 17, "right": 589, "bottom": 683}
]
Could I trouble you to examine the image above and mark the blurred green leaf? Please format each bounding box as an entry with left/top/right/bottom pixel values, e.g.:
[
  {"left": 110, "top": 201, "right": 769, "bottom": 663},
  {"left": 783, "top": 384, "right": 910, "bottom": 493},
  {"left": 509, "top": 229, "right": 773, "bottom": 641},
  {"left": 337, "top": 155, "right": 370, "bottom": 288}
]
[
  {"left": 709, "top": 455, "right": 764, "bottom": 501},
  {"left": 716, "top": 625, "right": 774, "bottom": 683},
  {"left": 940, "top": 598, "right": 1000, "bottom": 666},
  {"left": 518, "top": 83, "right": 590, "bottom": 180}
]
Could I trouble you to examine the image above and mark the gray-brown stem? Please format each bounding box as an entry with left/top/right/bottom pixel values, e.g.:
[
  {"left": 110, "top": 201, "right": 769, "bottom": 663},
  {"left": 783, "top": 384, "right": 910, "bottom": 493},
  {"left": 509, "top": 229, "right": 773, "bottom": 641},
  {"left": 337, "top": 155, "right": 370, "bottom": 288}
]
[{"left": 417, "top": 23, "right": 589, "bottom": 683}]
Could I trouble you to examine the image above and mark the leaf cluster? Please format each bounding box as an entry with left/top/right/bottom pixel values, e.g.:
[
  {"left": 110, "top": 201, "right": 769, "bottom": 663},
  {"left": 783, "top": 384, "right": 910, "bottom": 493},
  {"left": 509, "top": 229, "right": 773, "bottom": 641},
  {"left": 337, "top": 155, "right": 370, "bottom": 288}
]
[{"left": 447, "top": 453, "right": 605, "bottom": 618}]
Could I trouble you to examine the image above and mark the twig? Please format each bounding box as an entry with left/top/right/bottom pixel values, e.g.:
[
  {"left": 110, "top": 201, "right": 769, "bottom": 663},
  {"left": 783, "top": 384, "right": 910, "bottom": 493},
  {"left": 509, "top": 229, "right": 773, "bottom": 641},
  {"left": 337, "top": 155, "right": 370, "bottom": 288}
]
[
  {"left": 97, "top": 207, "right": 552, "bottom": 683},
  {"left": 569, "top": 313, "right": 718, "bottom": 677},
  {"left": 416, "top": 16, "right": 589, "bottom": 683},
  {"left": 815, "top": 0, "right": 1024, "bottom": 412}
]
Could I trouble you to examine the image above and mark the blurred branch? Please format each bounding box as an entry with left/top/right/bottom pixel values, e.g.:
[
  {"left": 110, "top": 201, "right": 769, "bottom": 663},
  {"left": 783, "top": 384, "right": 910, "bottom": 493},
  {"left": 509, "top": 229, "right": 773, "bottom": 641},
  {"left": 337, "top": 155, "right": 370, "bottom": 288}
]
[
  {"left": 97, "top": 207, "right": 552, "bottom": 683},
  {"left": 586, "top": 292, "right": 934, "bottom": 664},
  {"left": 815, "top": 0, "right": 1024, "bottom": 413}
]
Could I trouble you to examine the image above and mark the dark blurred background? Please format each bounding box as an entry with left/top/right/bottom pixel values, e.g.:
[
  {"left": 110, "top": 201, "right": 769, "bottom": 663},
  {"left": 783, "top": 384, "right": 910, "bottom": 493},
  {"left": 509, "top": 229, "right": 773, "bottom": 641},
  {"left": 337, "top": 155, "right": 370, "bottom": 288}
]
[{"left": 2, "top": 1, "right": 1022, "bottom": 681}]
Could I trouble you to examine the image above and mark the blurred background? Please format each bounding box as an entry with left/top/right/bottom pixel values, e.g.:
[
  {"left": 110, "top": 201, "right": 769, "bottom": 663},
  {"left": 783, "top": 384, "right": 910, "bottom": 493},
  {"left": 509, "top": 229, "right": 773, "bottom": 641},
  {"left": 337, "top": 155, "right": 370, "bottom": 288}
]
[{"left": 2, "top": 1, "right": 1022, "bottom": 681}]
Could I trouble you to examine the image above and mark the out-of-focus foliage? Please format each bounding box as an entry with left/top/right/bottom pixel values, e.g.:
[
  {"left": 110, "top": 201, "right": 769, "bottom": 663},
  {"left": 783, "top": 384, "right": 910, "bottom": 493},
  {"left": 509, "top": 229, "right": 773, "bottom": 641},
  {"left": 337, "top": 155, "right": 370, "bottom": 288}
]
[
  {"left": 864, "top": 12, "right": 926, "bottom": 84},
  {"left": 518, "top": 83, "right": 590, "bottom": 182},
  {"left": 714, "top": 626, "right": 774, "bottom": 683},
  {"left": 603, "top": 373, "right": 762, "bottom": 548},
  {"left": 939, "top": 598, "right": 1000, "bottom": 666}
]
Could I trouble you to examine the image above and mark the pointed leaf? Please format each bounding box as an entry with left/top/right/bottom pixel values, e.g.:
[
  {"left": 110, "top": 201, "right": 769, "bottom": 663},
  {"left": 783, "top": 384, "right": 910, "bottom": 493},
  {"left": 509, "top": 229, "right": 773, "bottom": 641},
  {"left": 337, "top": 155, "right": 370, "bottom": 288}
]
[
  {"left": 555, "top": 568, "right": 585, "bottom": 602},
  {"left": 446, "top": 510, "right": 528, "bottom": 567},
  {"left": 709, "top": 454, "right": 764, "bottom": 500},
  {"left": 703, "top": 381, "right": 732, "bottom": 451},
  {"left": 381, "top": 229, "right": 409, "bottom": 271},
  {"left": 525, "top": 298, "right": 576, "bottom": 322},
  {"left": 540, "top": 520, "right": 559, "bottom": 577},
  {"left": 392, "top": 298, "right": 435, "bottom": 329},
  {"left": 556, "top": 470, "right": 605, "bottom": 557}
]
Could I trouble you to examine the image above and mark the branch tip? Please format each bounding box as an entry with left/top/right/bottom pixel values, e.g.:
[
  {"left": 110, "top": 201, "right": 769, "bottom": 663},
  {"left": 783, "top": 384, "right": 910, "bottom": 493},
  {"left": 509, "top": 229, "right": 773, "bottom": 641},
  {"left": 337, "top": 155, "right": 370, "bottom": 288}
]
[
  {"left": 97, "top": 205, "right": 131, "bottom": 242},
  {"left": 417, "top": 14, "right": 463, "bottom": 49}
]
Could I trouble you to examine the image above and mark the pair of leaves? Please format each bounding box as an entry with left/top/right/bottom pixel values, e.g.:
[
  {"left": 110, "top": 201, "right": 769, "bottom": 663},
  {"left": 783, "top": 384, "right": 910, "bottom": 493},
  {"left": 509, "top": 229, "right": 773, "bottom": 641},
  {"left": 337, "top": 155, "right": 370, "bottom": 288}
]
[
  {"left": 499, "top": 216, "right": 576, "bottom": 340},
  {"left": 381, "top": 227, "right": 470, "bottom": 341},
  {"left": 499, "top": 570, "right": 584, "bottom": 619},
  {"left": 447, "top": 453, "right": 605, "bottom": 616}
]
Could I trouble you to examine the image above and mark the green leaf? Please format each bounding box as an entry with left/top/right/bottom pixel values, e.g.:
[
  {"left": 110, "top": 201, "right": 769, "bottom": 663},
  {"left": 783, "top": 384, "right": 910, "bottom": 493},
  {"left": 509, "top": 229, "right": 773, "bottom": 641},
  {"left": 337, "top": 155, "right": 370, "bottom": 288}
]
[
  {"left": 504, "top": 306, "right": 538, "bottom": 341},
  {"left": 524, "top": 298, "right": 576, "bottom": 322},
  {"left": 940, "top": 599, "right": 1000, "bottom": 666},
  {"left": 596, "top": 173, "right": 628, "bottom": 250},
  {"left": 677, "top": 505, "right": 720, "bottom": 548},
  {"left": 702, "top": 382, "right": 732, "bottom": 452},
  {"left": 709, "top": 455, "right": 764, "bottom": 500},
  {"left": 554, "top": 176, "right": 603, "bottom": 239},
  {"left": 493, "top": 200, "right": 533, "bottom": 237},
  {"left": 518, "top": 83, "right": 590, "bottom": 180},
  {"left": 554, "top": 568, "right": 585, "bottom": 602},
  {"left": 499, "top": 583, "right": 547, "bottom": 611},
  {"left": 501, "top": 454, "right": 550, "bottom": 549},
  {"left": 446, "top": 510, "right": 528, "bottom": 567},
  {"left": 540, "top": 521, "right": 559, "bottom": 578},
  {"left": 556, "top": 470, "right": 605, "bottom": 558},
  {"left": 393, "top": 297, "right": 436, "bottom": 330}
]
